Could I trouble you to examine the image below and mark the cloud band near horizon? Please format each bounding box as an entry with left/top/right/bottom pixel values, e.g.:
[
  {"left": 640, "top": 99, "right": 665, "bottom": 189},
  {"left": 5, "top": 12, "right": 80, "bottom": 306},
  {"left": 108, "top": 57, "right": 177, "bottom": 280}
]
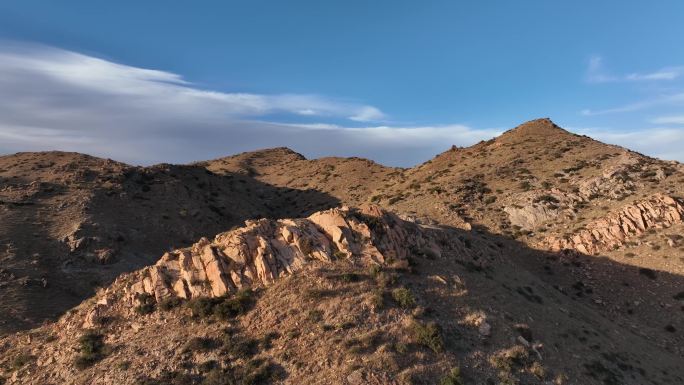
[{"left": 0, "top": 43, "right": 683, "bottom": 165}]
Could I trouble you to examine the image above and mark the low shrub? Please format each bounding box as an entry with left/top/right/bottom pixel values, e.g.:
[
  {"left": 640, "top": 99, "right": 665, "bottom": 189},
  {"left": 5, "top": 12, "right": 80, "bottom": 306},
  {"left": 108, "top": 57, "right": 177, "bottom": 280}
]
[
  {"left": 392, "top": 287, "right": 416, "bottom": 308},
  {"left": 11, "top": 353, "right": 32, "bottom": 370},
  {"left": 183, "top": 337, "right": 218, "bottom": 353},
  {"left": 187, "top": 289, "right": 254, "bottom": 320},
  {"left": 134, "top": 292, "right": 156, "bottom": 315},
  {"left": 74, "top": 332, "right": 108, "bottom": 369},
  {"left": 411, "top": 321, "right": 443, "bottom": 353},
  {"left": 439, "top": 367, "right": 464, "bottom": 385},
  {"left": 159, "top": 297, "right": 183, "bottom": 311}
]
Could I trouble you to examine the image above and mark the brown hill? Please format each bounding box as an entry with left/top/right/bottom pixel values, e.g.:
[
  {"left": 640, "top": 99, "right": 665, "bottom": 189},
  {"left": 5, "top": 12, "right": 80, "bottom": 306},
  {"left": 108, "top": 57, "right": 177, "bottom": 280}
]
[
  {"left": 198, "top": 118, "right": 684, "bottom": 362},
  {"left": 0, "top": 151, "right": 338, "bottom": 333},
  {"left": 1, "top": 205, "right": 682, "bottom": 384},
  {"left": 1, "top": 119, "right": 684, "bottom": 384}
]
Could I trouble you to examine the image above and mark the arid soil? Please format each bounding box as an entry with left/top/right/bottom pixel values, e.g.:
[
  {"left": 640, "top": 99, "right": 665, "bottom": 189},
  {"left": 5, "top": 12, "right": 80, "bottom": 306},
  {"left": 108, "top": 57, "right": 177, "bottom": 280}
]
[{"left": 0, "top": 119, "right": 683, "bottom": 384}]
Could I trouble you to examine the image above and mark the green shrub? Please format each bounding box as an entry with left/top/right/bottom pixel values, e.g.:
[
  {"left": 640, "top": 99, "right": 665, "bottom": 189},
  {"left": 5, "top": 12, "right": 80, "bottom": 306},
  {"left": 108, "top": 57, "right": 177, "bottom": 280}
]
[
  {"left": 368, "top": 264, "right": 382, "bottom": 278},
  {"left": 307, "top": 309, "right": 324, "bottom": 323},
  {"left": 371, "top": 289, "right": 384, "bottom": 309},
  {"left": 11, "top": 353, "right": 32, "bottom": 370},
  {"left": 213, "top": 289, "right": 253, "bottom": 319},
  {"left": 202, "top": 368, "right": 231, "bottom": 385},
  {"left": 392, "top": 287, "right": 416, "bottom": 308},
  {"left": 411, "top": 321, "right": 443, "bottom": 353},
  {"left": 74, "top": 332, "right": 108, "bottom": 369},
  {"left": 489, "top": 345, "right": 530, "bottom": 373},
  {"left": 187, "top": 289, "right": 254, "bottom": 320},
  {"left": 439, "top": 367, "right": 464, "bottom": 385},
  {"left": 198, "top": 360, "right": 218, "bottom": 373},
  {"left": 188, "top": 297, "right": 215, "bottom": 318},
  {"left": 159, "top": 297, "right": 183, "bottom": 311},
  {"left": 183, "top": 337, "right": 218, "bottom": 353},
  {"left": 340, "top": 272, "right": 362, "bottom": 282},
  {"left": 134, "top": 292, "right": 156, "bottom": 315}
]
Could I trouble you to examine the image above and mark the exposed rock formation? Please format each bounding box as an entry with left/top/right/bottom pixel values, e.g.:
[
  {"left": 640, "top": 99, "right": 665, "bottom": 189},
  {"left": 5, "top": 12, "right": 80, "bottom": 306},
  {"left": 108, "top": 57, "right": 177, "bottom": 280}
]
[
  {"left": 504, "top": 189, "right": 581, "bottom": 231},
  {"left": 576, "top": 153, "right": 640, "bottom": 200},
  {"left": 130, "top": 205, "right": 442, "bottom": 301},
  {"left": 544, "top": 194, "right": 684, "bottom": 254}
]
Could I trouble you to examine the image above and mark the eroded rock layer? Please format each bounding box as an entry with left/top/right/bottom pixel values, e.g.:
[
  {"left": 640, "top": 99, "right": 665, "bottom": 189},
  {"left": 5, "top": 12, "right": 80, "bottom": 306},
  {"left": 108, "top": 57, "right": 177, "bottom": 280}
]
[
  {"left": 543, "top": 194, "right": 684, "bottom": 254},
  {"left": 130, "top": 205, "right": 442, "bottom": 301}
]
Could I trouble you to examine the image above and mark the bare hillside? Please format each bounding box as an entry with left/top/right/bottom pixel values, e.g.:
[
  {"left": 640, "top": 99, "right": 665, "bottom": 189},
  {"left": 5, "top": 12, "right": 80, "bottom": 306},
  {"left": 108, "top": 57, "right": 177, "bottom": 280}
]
[{"left": 1, "top": 206, "right": 682, "bottom": 385}]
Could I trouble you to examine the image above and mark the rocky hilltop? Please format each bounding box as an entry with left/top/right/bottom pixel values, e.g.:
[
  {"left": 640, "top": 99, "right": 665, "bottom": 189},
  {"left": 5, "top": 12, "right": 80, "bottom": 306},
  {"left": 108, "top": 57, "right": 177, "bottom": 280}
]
[
  {"left": 130, "top": 205, "right": 442, "bottom": 301},
  {"left": 1, "top": 119, "right": 684, "bottom": 384},
  {"left": 0, "top": 152, "right": 337, "bottom": 333},
  {"left": 2, "top": 205, "right": 683, "bottom": 385}
]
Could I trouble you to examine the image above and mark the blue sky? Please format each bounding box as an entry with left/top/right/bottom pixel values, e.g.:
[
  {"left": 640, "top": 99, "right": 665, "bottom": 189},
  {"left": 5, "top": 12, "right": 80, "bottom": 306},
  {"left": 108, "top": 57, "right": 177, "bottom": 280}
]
[{"left": 1, "top": 1, "right": 684, "bottom": 165}]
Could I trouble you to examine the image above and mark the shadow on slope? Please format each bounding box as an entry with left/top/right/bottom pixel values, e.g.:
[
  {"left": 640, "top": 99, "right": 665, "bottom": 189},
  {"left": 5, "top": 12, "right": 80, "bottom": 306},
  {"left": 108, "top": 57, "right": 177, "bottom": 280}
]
[{"left": 0, "top": 163, "right": 340, "bottom": 335}]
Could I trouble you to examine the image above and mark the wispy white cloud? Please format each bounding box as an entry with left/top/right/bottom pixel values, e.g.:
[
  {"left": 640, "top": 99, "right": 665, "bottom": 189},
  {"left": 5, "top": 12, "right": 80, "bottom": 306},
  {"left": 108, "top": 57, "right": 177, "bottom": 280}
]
[
  {"left": 651, "top": 115, "right": 684, "bottom": 125},
  {"left": 0, "top": 43, "right": 386, "bottom": 123},
  {"left": 581, "top": 93, "right": 684, "bottom": 116},
  {"left": 586, "top": 55, "right": 684, "bottom": 83},
  {"left": 349, "top": 106, "right": 386, "bottom": 122},
  {"left": 0, "top": 42, "right": 496, "bottom": 166},
  {"left": 572, "top": 126, "right": 684, "bottom": 162}
]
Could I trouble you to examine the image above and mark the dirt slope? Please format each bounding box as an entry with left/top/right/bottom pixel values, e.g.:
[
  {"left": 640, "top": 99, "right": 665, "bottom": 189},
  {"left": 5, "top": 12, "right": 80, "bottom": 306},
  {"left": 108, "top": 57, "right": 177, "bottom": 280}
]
[
  {"left": 0, "top": 151, "right": 339, "bottom": 333},
  {"left": 199, "top": 119, "right": 684, "bottom": 353},
  {"left": 1, "top": 206, "right": 682, "bottom": 385},
  {"left": 1, "top": 119, "right": 683, "bottom": 385}
]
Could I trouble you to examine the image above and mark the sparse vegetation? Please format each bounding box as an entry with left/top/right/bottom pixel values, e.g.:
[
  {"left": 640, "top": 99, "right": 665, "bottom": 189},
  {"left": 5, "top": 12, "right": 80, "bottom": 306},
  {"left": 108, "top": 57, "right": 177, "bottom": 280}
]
[
  {"left": 439, "top": 367, "right": 464, "bottom": 385},
  {"left": 159, "top": 296, "right": 183, "bottom": 311},
  {"left": 183, "top": 337, "right": 218, "bottom": 353},
  {"left": 74, "top": 332, "right": 108, "bottom": 369},
  {"left": 187, "top": 289, "right": 254, "bottom": 320},
  {"left": 11, "top": 353, "right": 32, "bottom": 370},
  {"left": 411, "top": 320, "right": 443, "bottom": 353},
  {"left": 134, "top": 292, "right": 156, "bottom": 315},
  {"left": 391, "top": 287, "right": 416, "bottom": 308}
]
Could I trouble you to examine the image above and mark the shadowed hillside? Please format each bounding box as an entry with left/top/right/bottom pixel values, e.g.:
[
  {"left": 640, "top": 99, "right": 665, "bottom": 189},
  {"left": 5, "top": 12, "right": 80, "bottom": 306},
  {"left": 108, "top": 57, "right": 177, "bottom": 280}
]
[{"left": 0, "top": 152, "right": 339, "bottom": 333}]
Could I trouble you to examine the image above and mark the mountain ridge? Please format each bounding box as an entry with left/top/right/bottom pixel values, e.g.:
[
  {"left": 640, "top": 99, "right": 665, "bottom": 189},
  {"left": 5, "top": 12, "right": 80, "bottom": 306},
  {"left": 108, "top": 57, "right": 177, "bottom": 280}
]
[{"left": 1, "top": 119, "right": 683, "bottom": 384}]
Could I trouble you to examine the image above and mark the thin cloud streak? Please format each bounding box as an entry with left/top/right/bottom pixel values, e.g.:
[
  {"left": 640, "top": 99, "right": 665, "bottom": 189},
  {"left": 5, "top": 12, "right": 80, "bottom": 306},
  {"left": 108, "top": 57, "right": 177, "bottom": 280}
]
[
  {"left": 573, "top": 126, "right": 684, "bottom": 162},
  {"left": 1, "top": 43, "right": 682, "bottom": 166},
  {"left": 0, "top": 42, "right": 495, "bottom": 166},
  {"left": 581, "top": 93, "right": 684, "bottom": 116},
  {"left": 586, "top": 55, "right": 684, "bottom": 84},
  {"left": 651, "top": 115, "right": 684, "bottom": 125}
]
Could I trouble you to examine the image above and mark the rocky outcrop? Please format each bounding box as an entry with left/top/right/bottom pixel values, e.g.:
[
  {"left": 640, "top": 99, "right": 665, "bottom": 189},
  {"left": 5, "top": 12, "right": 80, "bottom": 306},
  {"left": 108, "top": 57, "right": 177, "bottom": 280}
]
[
  {"left": 130, "top": 205, "right": 441, "bottom": 301},
  {"left": 544, "top": 194, "right": 684, "bottom": 254},
  {"left": 575, "top": 153, "right": 640, "bottom": 200},
  {"left": 504, "top": 189, "right": 580, "bottom": 230}
]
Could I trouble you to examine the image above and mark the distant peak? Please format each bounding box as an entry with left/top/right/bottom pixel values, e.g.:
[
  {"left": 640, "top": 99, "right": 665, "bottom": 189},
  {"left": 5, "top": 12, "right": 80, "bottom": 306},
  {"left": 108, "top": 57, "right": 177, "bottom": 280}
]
[
  {"left": 251, "top": 147, "right": 306, "bottom": 160},
  {"left": 501, "top": 118, "right": 570, "bottom": 138}
]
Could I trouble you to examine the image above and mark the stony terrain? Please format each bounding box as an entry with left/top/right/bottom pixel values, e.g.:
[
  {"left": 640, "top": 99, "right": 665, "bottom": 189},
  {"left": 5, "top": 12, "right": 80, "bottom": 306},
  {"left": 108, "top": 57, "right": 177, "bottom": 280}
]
[
  {"left": 0, "top": 152, "right": 337, "bottom": 333},
  {"left": 2, "top": 205, "right": 683, "bottom": 385},
  {"left": 0, "top": 118, "right": 683, "bottom": 384}
]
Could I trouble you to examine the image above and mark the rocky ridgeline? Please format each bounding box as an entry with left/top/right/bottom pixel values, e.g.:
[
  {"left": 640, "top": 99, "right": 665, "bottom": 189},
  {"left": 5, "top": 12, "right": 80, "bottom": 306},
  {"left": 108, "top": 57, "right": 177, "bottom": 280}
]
[
  {"left": 543, "top": 194, "right": 684, "bottom": 255},
  {"left": 129, "top": 205, "right": 443, "bottom": 301}
]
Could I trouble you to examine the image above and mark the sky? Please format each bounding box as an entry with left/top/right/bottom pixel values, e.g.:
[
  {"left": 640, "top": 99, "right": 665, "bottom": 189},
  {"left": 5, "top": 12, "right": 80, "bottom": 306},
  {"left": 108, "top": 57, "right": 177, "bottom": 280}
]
[{"left": 1, "top": 1, "right": 684, "bottom": 166}]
